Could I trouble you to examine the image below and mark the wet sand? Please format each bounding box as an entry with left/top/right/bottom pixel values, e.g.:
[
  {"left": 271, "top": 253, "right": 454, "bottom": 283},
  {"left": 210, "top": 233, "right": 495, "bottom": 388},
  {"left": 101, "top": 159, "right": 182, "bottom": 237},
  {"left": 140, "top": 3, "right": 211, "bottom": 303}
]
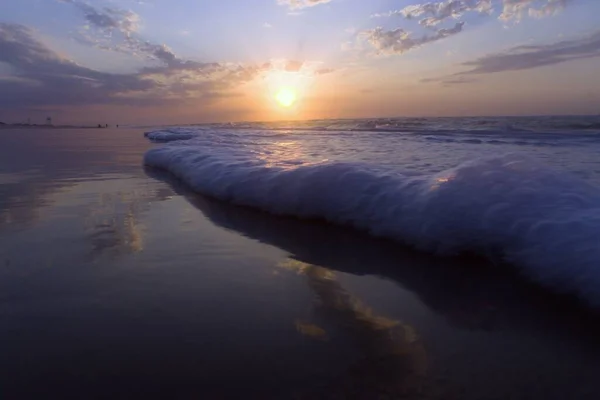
[{"left": 1, "top": 128, "right": 600, "bottom": 399}]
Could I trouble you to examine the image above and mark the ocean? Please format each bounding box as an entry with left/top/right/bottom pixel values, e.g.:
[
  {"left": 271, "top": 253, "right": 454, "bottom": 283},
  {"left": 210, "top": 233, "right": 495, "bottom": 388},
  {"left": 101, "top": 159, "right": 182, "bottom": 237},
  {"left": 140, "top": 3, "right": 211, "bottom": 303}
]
[{"left": 1, "top": 117, "right": 600, "bottom": 399}]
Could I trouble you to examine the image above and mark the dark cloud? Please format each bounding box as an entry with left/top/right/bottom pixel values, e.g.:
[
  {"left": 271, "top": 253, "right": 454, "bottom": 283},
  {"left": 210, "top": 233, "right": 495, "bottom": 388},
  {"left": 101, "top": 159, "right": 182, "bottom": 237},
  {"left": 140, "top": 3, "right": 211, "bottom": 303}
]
[
  {"left": 0, "top": 23, "right": 155, "bottom": 108},
  {"left": 58, "top": 1, "right": 271, "bottom": 85},
  {"left": 422, "top": 29, "right": 600, "bottom": 85},
  {"left": 60, "top": 0, "right": 216, "bottom": 73},
  {"left": 60, "top": 0, "right": 139, "bottom": 37},
  {"left": 79, "top": 5, "right": 138, "bottom": 35},
  {"left": 0, "top": 23, "right": 260, "bottom": 110},
  {"left": 137, "top": 43, "right": 222, "bottom": 76},
  {"left": 60, "top": 0, "right": 185, "bottom": 68},
  {"left": 460, "top": 30, "right": 600, "bottom": 74}
]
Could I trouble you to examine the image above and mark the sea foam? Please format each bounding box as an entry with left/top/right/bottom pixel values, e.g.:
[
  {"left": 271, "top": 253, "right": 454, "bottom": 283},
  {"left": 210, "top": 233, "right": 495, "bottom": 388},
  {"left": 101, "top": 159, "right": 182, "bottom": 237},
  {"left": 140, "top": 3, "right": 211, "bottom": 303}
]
[{"left": 144, "top": 129, "right": 600, "bottom": 306}]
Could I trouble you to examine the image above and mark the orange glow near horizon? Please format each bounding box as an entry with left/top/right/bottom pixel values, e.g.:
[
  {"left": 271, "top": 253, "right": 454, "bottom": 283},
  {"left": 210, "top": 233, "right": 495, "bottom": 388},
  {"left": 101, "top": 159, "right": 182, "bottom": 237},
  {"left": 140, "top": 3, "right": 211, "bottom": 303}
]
[
  {"left": 263, "top": 70, "right": 312, "bottom": 113},
  {"left": 233, "top": 65, "right": 354, "bottom": 122}
]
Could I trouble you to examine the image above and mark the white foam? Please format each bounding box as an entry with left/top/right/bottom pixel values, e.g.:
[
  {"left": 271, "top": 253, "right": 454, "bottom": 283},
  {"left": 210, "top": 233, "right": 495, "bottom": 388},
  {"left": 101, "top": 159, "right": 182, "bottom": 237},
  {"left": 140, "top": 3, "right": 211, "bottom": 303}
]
[
  {"left": 144, "top": 129, "right": 197, "bottom": 142},
  {"left": 144, "top": 130, "right": 600, "bottom": 306}
]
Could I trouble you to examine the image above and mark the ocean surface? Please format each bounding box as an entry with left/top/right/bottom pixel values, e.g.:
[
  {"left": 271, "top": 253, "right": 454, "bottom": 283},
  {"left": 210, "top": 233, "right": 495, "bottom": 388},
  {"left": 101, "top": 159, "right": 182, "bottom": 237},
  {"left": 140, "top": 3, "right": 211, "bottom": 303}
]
[{"left": 1, "top": 117, "right": 600, "bottom": 399}]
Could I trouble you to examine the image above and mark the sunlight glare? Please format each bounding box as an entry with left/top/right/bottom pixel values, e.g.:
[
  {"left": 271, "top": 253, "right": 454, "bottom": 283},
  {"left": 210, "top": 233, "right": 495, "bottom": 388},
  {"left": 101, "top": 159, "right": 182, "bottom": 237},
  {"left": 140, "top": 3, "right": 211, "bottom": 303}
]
[{"left": 276, "top": 87, "right": 297, "bottom": 107}]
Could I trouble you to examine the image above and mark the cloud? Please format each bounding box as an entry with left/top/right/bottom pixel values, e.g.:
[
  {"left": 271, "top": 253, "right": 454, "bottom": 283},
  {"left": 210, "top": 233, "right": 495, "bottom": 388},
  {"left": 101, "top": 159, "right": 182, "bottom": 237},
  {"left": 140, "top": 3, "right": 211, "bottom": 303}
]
[
  {"left": 362, "top": 22, "right": 464, "bottom": 55},
  {"left": 422, "top": 29, "right": 600, "bottom": 84},
  {"left": 0, "top": 23, "right": 153, "bottom": 107},
  {"left": 374, "top": 0, "right": 575, "bottom": 24},
  {"left": 0, "top": 23, "right": 262, "bottom": 110},
  {"left": 277, "top": 0, "right": 332, "bottom": 10},
  {"left": 365, "top": 1, "right": 579, "bottom": 55},
  {"left": 60, "top": 0, "right": 139, "bottom": 37},
  {"left": 421, "top": 76, "right": 478, "bottom": 85},
  {"left": 373, "top": 0, "right": 492, "bottom": 27},
  {"left": 59, "top": 0, "right": 146, "bottom": 57},
  {"left": 58, "top": 1, "right": 244, "bottom": 77},
  {"left": 263, "top": 22, "right": 273, "bottom": 28},
  {"left": 500, "top": 0, "right": 575, "bottom": 21},
  {"left": 60, "top": 0, "right": 199, "bottom": 71},
  {"left": 366, "top": 1, "right": 488, "bottom": 56},
  {"left": 459, "top": 30, "right": 600, "bottom": 74}
]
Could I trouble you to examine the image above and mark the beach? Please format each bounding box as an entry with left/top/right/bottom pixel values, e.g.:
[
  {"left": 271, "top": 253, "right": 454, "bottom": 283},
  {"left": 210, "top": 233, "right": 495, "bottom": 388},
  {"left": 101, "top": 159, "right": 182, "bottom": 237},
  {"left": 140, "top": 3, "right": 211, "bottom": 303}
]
[{"left": 0, "top": 126, "right": 599, "bottom": 399}]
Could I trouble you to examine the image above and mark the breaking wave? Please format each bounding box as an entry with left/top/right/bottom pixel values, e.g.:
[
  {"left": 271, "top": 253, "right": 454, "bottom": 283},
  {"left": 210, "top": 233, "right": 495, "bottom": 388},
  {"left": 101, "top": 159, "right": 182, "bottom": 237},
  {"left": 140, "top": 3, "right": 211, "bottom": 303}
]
[{"left": 144, "top": 128, "right": 600, "bottom": 306}]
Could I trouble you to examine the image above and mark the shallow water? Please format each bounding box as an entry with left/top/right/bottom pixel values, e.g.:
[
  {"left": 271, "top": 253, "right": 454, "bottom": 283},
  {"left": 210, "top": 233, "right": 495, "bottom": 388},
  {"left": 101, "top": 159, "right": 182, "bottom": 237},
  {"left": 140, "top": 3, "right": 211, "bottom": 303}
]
[{"left": 1, "top": 128, "right": 600, "bottom": 399}]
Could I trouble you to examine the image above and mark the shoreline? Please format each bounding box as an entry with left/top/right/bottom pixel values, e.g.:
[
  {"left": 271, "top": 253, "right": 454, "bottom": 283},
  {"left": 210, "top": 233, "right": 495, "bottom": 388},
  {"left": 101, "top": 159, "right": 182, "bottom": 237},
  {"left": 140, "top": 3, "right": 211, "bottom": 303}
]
[{"left": 0, "top": 124, "right": 123, "bottom": 130}]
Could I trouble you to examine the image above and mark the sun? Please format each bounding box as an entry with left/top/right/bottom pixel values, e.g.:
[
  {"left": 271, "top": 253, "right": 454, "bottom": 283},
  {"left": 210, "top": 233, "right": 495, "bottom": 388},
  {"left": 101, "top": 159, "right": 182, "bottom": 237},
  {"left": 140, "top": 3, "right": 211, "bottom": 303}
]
[{"left": 275, "top": 87, "right": 297, "bottom": 108}]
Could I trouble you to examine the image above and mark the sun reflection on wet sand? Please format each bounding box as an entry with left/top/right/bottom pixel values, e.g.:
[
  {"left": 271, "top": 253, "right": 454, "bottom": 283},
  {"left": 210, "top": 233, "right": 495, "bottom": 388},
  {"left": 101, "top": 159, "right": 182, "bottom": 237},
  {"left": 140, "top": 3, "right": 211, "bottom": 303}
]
[
  {"left": 430, "top": 174, "right": 454, "bottom": 191},
  {"left": 278, "top": 259, "right": 428, "bottom": 398},
  {"left": 83, "top": 191, "right": 146, "bottom": 259}
]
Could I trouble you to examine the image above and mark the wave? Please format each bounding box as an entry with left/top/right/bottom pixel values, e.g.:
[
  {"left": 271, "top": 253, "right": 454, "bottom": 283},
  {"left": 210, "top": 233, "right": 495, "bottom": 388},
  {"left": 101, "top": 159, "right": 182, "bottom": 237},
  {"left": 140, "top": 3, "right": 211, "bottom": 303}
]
[
  {"left": 564, "top": 122, "right": 600, "bottom": 130},
  {"left": 145, "top": 127, "right": 580, "bottom": 158},
  {"left": 144, "top": 129, "right": 198, "bottom": 142},
  {"left": 145, "top": 120, "right": 600, "bottom": 151},
  {"left": 143, "top": 131, "right": 600, "bottom": 307},
  {"left": 147, "top": 116, "right": 600, "bottom": 136}
]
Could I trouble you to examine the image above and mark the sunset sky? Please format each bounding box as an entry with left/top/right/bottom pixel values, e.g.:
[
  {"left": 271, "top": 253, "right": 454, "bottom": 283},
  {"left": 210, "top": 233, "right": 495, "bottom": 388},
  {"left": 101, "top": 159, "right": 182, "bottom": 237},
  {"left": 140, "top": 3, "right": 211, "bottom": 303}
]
[{"left": 1, "top": 0, "right": 599, "bottom": 125}]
